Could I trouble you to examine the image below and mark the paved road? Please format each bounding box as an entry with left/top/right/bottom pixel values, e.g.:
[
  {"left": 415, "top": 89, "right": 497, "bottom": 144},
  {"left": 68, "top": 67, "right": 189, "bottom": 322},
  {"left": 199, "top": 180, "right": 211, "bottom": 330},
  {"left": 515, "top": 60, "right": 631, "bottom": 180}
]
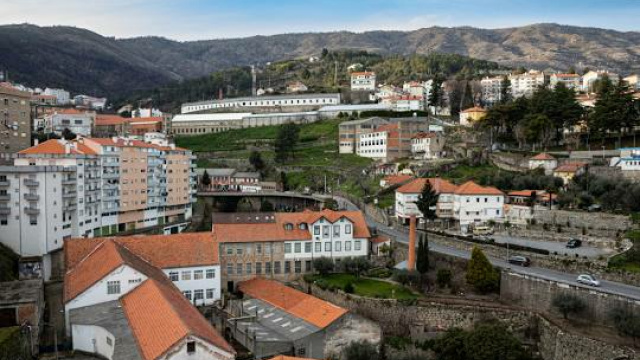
[
  {"left": 489, "top": 234, "right": 611, "bottom": 258},
  {"left": 334, "top": 196, "right": 640, "bottom": 301}
]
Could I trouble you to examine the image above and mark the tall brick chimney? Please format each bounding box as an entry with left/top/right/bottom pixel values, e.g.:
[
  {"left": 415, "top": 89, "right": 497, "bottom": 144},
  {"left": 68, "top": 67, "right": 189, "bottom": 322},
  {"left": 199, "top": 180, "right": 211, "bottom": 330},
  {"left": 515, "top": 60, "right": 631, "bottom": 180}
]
[{"left": 408, "top": 215, "right": 417, "bottom": 271}]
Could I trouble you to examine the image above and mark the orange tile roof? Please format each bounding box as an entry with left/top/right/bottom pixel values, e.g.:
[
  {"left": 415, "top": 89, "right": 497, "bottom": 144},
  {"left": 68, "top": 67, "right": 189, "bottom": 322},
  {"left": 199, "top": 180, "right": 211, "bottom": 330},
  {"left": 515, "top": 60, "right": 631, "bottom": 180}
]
[
  {"left": 351, "top": 71, "right": 375, "bottom": 76},
  {"left": 530, "top": 152, "right": 556, "bottom": 160},
  {"left": 122, "top": 279, "right": 234, "bottom": 359},
  {"left": 95, "top": 114, "right": 127, "bottom": 126},
  {"left": 382, "top": 174, "right": 413, "bottom": 186},
  {"left": 370, "top": 235, "right": 390, "bottom": 244},
  {"left": 460, "top": 106, "right": 487, "bottom": 114},
  {"left": 64, "top": 239, "right": 172, "bottom": 302},
  {"left": 454, "top": 181, "right": 503, "bottom": 195},
  {"left": 65, "top": 233, "right": 219, "bottom": 271},
  {"left": 553, "top": 73, "right": 580, "bottom": 78},
  {"left": 238, "top": 278, "right": 347, "bottom": 328},
  {"left": 213, "top": 210, "right": 371, "bottom": 243},
  {"left": 508, "top": 190, "right": 538, "bottom": 197},
  {"left": 18, "top": 139, "right": 97, "bottom": 155},
  {"left": 397, "top": 178, "right": 457, "bottom": 194},
  {"left": 554, "top": 163, "right": 586, "bottom": 173}
]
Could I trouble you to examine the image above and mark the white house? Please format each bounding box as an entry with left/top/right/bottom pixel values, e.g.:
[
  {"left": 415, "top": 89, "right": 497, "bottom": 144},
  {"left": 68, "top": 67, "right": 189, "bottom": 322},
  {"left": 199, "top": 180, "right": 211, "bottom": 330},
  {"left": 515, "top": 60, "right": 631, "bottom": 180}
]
[
  {"left": 528, "top": 153, "right": 558, "bottom": 175},
  {"left": 411, "top": 132, "right": 444, "bottom": 159},
  {"left": 453, "top": 181, "right": 504, "bottom": 229},
  {"left": 582, "top": 70, "right": 619, "bottom": 93},
  {"left": 351, "top": 72, "right": 376, "bottom": 91},
  {"left": 395, "top": 178, "right": 458, "bottom": 224},
  {"left": 615, "top": 148, "right": 640, "bottom": 172},
  {"left": 43, "top": 88, "right": 71, "bottom": 105},
  {"left": 286, "top": 81, "right": 308, "bottom": 93},
  {"left": 509, "top": 70, "right": 546, "bottom": 98},
  {"left": 356, "top": 126, "right": 391, "bottom": 160},
  {"left": 480, "top": 76, "right": 504, "bottom": 105},
  {"left": 64, "top": 234, "right": 232, "bottom": 360},
  {"left": 44, "top": 108, "right": 95, "bottom": 136},
  {"left": 550, "top": 74, "right": 581, "bottom": 90}
]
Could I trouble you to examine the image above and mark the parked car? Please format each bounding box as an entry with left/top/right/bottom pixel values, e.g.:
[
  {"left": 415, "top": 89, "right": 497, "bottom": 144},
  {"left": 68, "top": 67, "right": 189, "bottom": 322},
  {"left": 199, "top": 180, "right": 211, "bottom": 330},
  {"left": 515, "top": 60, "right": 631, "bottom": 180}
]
[
  {"left": 566, "top": 238, "right": 583, "bottom": 248},
  {"left": 473, "top": 226, "right": 494, "bottom": 236},
  {"left": 508, "top": 255, "right": 531, "bottom": 267},
  {"left": 576, "top": 274, "right": 600, "bottom": 287},
  {"left": 587, "top": 204, "right": 602, "bottom": 212}
]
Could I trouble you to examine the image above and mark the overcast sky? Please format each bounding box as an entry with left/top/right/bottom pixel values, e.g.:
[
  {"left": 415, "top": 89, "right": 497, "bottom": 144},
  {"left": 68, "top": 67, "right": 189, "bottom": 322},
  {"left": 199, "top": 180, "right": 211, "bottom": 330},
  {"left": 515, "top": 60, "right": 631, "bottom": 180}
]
[{"left": 3, "top": 0, "right": 640, "bottom": 41}]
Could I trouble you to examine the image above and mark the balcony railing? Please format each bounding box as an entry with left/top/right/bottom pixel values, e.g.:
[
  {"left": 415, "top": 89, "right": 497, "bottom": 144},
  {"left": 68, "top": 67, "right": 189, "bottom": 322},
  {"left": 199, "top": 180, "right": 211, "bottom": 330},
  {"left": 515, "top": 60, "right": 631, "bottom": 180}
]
[
  {"left": 24, "top": 207, "right": 40, "bottom": 215},
  {"left": 62, "top": 178, "right": 77, "bottom": 185},
  {"left": 62, "top": 191, "right": 77, "bottom": 198},
  {"left": 0, "top": 194, "right": 10, "bottom": 202},
  {"left": 24, "top": 179, "right": 39, "bottom": 187},
  {"left": 0, "top": 180, "right": 9, "bottom": 187},
  {"left": 24, "top": 193, "right": 39, "bottom": 201},
  {"left": 0, "top": 207, "right": 10, "bottom": 215}
]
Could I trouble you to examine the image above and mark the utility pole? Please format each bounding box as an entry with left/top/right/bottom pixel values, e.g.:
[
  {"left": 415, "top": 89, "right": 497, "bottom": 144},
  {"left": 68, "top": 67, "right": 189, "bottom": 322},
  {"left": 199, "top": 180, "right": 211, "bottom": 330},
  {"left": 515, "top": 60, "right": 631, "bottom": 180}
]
[{"left": 334, "top": 61, "right": 338, "bottom": 87}]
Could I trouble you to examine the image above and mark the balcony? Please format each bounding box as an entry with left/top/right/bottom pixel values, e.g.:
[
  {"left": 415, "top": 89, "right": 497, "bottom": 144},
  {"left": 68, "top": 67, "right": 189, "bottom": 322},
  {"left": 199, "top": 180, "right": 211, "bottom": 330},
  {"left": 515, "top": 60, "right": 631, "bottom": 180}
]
[
  {"left": 0, "top": 207, "right": 10, "bottom": 215},
  {"left": 0, "top": 179, "right": 9, "bottom": 187},
  {"left": 62, "top": 191, "right": 77, "bottom": 198},
  {"left": 103, "top": 182, "right": 118, "bottom": 190},
  {"left": 0, "top": 194, "right": 10, "bottom": 202},
  {"left": 102, "top": 172, "right": 119, "bottom": 179},
  {"left": 62, "top": 177, "right": 77, "bottom": 185},
  {"left": 24, "top": 193, "right": 39, "bottom": 201},
  {"left": 24, "top": 179, "right": 39, "bottom": 187},
  {"left": 24, "top": 207, "right": 40, "bottom": 215}
]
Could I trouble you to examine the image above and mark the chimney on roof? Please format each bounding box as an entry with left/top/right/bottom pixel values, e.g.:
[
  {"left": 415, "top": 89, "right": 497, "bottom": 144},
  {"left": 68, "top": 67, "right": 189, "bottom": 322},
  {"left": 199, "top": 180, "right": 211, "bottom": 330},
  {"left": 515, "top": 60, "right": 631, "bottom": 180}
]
[
  {"left": 64, "top": 142, "right": 71, "bottom": 154},
  {"left": 408, "top": 215, "right": 417, "bottom": 271},
  {"left": 34, "top": 139, "right": 39, "bottom": 146}
]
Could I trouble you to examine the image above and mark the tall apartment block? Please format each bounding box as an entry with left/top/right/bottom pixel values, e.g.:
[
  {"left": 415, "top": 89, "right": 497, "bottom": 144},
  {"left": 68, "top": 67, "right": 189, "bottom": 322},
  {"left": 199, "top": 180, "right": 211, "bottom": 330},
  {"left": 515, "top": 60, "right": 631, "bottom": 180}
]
[
  {"left": 0, "top": 84, "right": 32, "bottom": 164},
  {"left": 0, "top": 137, "right": 197, "bottom": 280}
]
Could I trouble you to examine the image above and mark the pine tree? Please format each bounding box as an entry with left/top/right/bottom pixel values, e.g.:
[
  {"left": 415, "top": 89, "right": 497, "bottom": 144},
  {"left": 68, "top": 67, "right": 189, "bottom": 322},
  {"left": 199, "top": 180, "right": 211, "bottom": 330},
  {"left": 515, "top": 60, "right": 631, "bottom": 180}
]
[
  {"left": 499, "top": 76, "right": 512, "bottom": 104},
  {"left": 416, "top": 179, "right": 438, "bottom": 221},
  {"left": 201, "top": 170, "right": 211, "bottom": 188},
  {"left": 466, "top": 247, "right": 499, "bottom": 293},
  {"left": 416, "top": 234, "right": 429, "bottom": 274}
]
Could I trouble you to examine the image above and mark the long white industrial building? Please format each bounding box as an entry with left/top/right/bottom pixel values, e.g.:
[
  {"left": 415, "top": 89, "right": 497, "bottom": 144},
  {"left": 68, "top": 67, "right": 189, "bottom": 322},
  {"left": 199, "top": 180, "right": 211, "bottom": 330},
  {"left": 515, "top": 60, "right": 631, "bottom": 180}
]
[{"left": 181, "top": 93, "right": 341, "bottom": 114}]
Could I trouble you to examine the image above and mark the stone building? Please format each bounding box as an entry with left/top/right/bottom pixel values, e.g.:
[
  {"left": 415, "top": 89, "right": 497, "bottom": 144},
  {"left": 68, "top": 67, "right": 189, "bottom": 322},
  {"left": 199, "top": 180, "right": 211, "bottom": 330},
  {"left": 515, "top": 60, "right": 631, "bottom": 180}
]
[{"left": 0, "top": 83, "right": 32, "bottom": 164}]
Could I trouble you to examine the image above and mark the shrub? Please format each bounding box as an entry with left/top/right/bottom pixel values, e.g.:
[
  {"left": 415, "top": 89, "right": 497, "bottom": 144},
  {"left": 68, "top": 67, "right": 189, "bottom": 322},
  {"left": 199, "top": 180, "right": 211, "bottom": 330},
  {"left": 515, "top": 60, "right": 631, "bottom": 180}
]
[
  {"left": 552, "top": 293, "right": 586, "bottom": 320},
  {"left": 436, "top": 269, "right": 453, "bottom": 288},
  {"left": 610, "top": 307, "right": 640, "bottom": 344},
  {"left": 466, "top": 247, "right": 500, "bottom": 294},
  {"left": 342, "top": 340, "right": 379, "bottom": 360},
  {"left": 344, "top": 282, "right": 355, "bottom": 294},
  {"left": 313, "top": 257, "right": 334, "bottom": 276}
]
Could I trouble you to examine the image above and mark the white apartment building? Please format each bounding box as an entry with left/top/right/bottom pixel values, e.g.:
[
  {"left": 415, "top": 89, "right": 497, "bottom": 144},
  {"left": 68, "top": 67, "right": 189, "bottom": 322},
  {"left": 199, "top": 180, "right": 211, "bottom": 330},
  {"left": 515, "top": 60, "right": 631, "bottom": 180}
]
[
  {"left": 356, "top": 127, "right": 389, "bottom": 160},
  {"left": 181, "top": 93, "right": 340, "bottom": 114},
  {"left": 624, "top": 75, "right": 640, "bottom": 90},
  {"left": 549, "top": 74, "right": 581, "bottom": 90},
  {"left": 393, "top": 95, "right": 425, "bottom": 112},
  {"left": 411, "top": 132, "right": 444, "bottom": 159},
  {"left": 453, "top": 181, "right": 504, "bottom": 229},
  {"left": 582, "top": 70, "right": 619, "bottom": 93},
  {"left": 44, "top": 109, "right": 95, "bottom": 137},
  {"left": 509, "top": 70, "right": 546, "bottom": 98},
  {"left": 43, "top": 88, "right": 71, "bottom": 105},
  {"left": 480, "top": 76, "right": 504, "bottom": 105},
  {"left": 351, "top": 72, "right": 376, "bottom": 91},
  {"left": 64, "top": 234, "right": 233, "bottom": 360},
  {"left": 395, "top": 178, "right": 458, "bottom": 224}
]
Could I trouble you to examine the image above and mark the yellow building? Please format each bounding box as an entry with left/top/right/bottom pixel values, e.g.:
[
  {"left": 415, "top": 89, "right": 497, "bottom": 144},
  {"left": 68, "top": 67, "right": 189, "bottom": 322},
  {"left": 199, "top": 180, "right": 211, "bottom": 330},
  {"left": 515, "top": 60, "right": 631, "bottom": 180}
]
[{"left": 459, "top": 106, "right": 487, "bottom": 126}]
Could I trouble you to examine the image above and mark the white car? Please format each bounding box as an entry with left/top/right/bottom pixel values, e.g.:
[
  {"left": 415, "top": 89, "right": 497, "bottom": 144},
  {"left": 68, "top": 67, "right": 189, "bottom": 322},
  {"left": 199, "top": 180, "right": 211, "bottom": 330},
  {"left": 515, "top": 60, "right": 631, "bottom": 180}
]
[{"left": 576, "top": 274, "right": 600, "bottom": 287}]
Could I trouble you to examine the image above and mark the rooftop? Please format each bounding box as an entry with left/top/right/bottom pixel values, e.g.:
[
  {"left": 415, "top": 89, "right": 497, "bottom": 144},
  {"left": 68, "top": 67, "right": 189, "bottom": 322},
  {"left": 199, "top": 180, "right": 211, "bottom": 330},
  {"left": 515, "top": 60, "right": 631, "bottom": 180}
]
[
  {"left": 238, "top": 278, "right": 347, "bottom": 329},
  {"left": 18, "top": 139, "right": 97, "bottom": 156},
  {"left": 183, "top": 93, "right": 340, "bottom": 107},
  {"left": 397, "top": 178, "right": 457, "bottom": 194},
  {"left": 454, "top": 181, "right": 503, "bottom": 196},
  {"left": 554, "top": 163, "right": 587, "bottom": 173},
  {"left": 530, "top": 152, "right": 556, "bottom": 161}
]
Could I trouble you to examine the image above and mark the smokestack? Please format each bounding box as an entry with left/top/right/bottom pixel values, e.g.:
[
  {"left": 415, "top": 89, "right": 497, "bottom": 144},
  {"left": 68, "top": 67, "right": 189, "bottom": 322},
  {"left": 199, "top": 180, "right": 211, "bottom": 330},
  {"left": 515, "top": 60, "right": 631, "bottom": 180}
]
[{"left": 408, "top": 215, "right": 417, "bottom": 271}]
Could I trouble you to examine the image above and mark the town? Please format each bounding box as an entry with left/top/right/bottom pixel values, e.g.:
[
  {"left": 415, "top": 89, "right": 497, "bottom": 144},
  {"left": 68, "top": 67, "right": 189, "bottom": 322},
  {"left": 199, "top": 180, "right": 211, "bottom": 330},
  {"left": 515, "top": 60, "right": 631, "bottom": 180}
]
[{"left": 2, "top": 5, "right": 640, "bottom": 360}]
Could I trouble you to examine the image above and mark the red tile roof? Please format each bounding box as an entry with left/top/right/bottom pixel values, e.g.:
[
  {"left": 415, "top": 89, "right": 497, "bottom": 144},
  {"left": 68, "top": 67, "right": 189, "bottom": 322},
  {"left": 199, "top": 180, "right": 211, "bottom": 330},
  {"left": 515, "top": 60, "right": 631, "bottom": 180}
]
[
  {"left": 213, "top": 210, "right": 371, "bottom": 243},
  {"left": 530, "top": 153, "right": 556, "bottom": 160},
  {"left": 351, "top": 71, "right": 375, "bottom": 76},
  {"left": 508, "top": 190, "right": 538, "bottom": 197},
  {"left": 370, "top": 235, "right": 390, "bottom": 244},
  {"left": 382, "top": 174, "right": 413, "bottom": 186},
  {"left": 122, "top": 279, "right": 234, "bottom": 359},
  {"left": 238, "top": 278, "right": 347, "bottom": 328},
  {"left": 397, "top": 178, "right": 457, "bottom": 194},
  {"left": 554, "top": 163, "right": 587, "bottom": 173},
  {"left": 95, "top": 114, "right": 127, "bottom": 126},
  {"left": 18, "top": 139, "right": 97, "bottom": 155},
  {"left": 65, "top": 233, "right": 219, "bottom": 271},
  {"left": 454, "top": 181, "right": 503, "bottom": 196},
  {"left": 269, "top": 356, "right": 316, "bottom": 360}
]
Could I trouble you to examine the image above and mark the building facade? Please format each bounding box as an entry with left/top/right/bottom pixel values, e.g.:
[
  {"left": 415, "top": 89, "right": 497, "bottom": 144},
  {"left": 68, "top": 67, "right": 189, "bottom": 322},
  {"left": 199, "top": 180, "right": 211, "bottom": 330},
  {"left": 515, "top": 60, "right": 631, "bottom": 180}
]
[
  {"left": 453, "top": 181, "right": 505, "bottom": 228},
  {"left": 44, "top": 108, "right": 95, "bottom": 137},
  {"left": 411, "top": 132, "right": 444, "bottom": 159},
  {"left": 395, "top": 178, "right": 457, "bottom": 224},
  {"left": 43, "top": 88, "right": 71, "bottom": 105},
  {"left": 350, "top": 72, "right": 376, "bottom": 91},
  {"left": 550, "top": 74, "right": 581, "bottom": 90},
  {"left": 181, "top": 94, "right": 340, "bottom": 114},
  {"left": 509, "top": 71, "right": 546, "bottom": 98},
  {"left": 0, "top": 84, "right": 32, "bottom": 164}
]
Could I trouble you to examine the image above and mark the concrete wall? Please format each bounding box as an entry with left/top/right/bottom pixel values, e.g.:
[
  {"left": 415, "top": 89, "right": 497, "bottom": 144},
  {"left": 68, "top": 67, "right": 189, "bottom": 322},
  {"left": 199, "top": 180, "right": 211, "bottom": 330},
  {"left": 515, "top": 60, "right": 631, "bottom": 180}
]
[
  {"left": 71, "top": 324, "right": 116, "bottom": 360},
  {"left": 501, "top": 271, "right": 640, "bottom": 327}
]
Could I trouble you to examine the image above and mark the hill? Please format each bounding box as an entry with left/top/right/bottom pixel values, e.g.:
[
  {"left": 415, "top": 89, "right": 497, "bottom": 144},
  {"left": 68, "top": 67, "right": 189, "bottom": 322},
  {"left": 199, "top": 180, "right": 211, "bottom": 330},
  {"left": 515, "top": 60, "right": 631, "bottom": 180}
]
[{"left": 2, "top": 23, "right": 640, "bottom": 97}]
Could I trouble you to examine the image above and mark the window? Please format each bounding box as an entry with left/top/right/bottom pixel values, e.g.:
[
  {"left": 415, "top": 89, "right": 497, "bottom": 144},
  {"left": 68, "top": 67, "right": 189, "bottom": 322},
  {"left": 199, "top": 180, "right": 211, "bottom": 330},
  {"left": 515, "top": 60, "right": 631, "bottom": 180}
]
[
  {"left": 285, "top": 261, "right": 291, "bottom": 273},
  {"left": 128, "top": 278, "right": 142, "bottom": 284},
  {"left": 333, "top": 225, "right": 340, "bottom": 237},
  {"left": 305, "top": 242, "right": 312, "bottom": 253},
  {"left": 184, "top": 290, "right": 192, "bottom": 300},
  {"left": 345, "top": 224, "right": 352, "bottom": 234},
  {"left": 107, "top": 281, "right": 120, "bottom": 295},
  {"left": 226, "top": 264, "right": 233, "bottom": 275},
  {"left": 181, "top": 271, "right": 191, "bottom": 281},
  {"left": 246, "top": 263, "right": 252, "bottom": 274},
  {"left": 194, "top": 270, "right": 204, "bottom": 280},
  {"left": 236, "top": 245, "right": 243, "bottom": 255},
  {"left": 256, "top": 244, "right": 262, "bottom": 254},
  {"left": 187, "top": 341, "right": 196, "bottom": 354},
  {"left": 274, "top": 261, "right": 281, "bottom": 274},
  {"left": 226, "top": 247, "right": 233, "bottom": 255},
  {"left": 236, "top": 263, "right": 243, "bottom": 275},
  {"left": 345, "top": 241, "right": 352, "bottom": 251},
  {"left": 335, "top": 241, "right": 342, "bottom": 252},
  {"left": 294, "top": 261, "right": 302, "bottom": 274},
  {"left": 206, "top": 269, "right": 215, "bottom": 279},
  {"left": 194, "top": 289, "right": 204, "bottom": 300},
  {"left": 325, "top": 242, "right": 332, "bottom": 252},
  {"left": 30, "top": 217, "right": 37, "bottom": 226},
  {"left": 323, "top": 225, "right": 330, "bottom": 238},
  {"left": 169, "top": 271, "right": 179, "bottom": 282},
  {"left": 0, "top": 218, "right": 7, "bottom": 226},
  {"left": 305, "top": 260, "right": 312, "bottom": 272},
  {"left": 355, "top": 240, "right": 362, "bottom": 251},
  {"left": 265, "top": 262, "right": 272, "bottom": 274},
  {"left": 315, "top": 243, "right": 321, "bottom": 252},
  {"left": 284, "top": 243, "right": 292, "bottom": 253},
  {"left": 206, "top": 288, "right": 215, "bottom": 299},
  {"left": 255, "top": 262, "right": 262, "bottom": 274},
  {"left": 294, "top": 242, "right": 301, "bottom": 253}
]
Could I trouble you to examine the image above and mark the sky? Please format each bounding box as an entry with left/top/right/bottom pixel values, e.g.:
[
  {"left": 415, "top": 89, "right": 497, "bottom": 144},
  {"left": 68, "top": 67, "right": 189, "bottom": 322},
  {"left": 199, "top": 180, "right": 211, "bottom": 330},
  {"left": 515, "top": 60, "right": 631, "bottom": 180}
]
[{"left": 2, "top": 0, "right": 640, "bottom": 41}]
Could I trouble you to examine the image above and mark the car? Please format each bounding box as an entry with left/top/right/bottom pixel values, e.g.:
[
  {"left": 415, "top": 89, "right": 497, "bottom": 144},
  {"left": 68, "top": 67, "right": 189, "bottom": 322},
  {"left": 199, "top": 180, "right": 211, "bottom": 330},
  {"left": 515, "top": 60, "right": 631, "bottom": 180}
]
[
  {"left": 508, "top": 255, "right": 531, "bottom": 267},
  {"left": 587, "top": 204, "right": 602, "bottom": 212},
  {"left": 566, "top": 238, "right": 583, "bottom": 248},
  {"left": 576, "top": 274, "right": 600, "bottom": 287},
  {"left": 473, "top": 226, "right": 494, "bottom": 236}
]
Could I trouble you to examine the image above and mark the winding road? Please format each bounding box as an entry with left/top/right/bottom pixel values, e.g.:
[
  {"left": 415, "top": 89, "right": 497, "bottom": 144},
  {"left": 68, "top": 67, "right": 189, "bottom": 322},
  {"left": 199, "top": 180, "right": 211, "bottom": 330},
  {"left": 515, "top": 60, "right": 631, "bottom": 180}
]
[{"left": 334, "top": 196, "right": 640, "bottom": 301}]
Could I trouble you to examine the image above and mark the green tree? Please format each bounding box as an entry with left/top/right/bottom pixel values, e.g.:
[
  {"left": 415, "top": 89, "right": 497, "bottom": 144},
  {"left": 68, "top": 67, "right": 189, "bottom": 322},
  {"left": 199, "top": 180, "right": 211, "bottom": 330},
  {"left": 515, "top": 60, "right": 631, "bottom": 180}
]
[
  {"left": 61, "top": 128, "right": 77, "bottom": 140},
  {"left": 521, "top": 113, "right": 553, "bottom": 149},
  {"left": 201, "top": 170, "right": 211, "bottom": 188},
  {"left": 342, "top": 341, "right": 379, "bottom": 360},
  {"left": 432, "top": 328, "right": 468, "bottom": 360},
  {"left": 552, "top": 293, "right": 586, "bottom": 320},
  {"left": 249, "top": 150, "right": 265, "bottom": 173},
  {"left": 260, "top": 200, "right": 274, "bottom": 212},
  {"left": 312, "top": 257, "right": 334, "bottom": 276},
  {"left": 591, "top": 80, "right": 639, "bottom": 144},
  {"left": 416, "top": 234, "right": 429, "bottom": 275},
  {"left": 416, "top": 180, "right": 438, "bottom": 220},
  {"left": 466, "top": 247, "right": 499, "bottom": 293},
  {"left": 321, "top": 48, "right": 329, "bottom": 58},
  {"left": 343, "top": 257, "right": 371, "bottom": 278},
  {"left": 460, "top": 81, "right": 475, "bottom": 111},
  {"left": 428, "top": 76, "right": 444, "bottom": 115},
  {"left": 274, "top": 122, "right": 300, "bottom": 163},
  {"left": 436, "top": 268, "right": 452, "bottom": 288},
  {"left": 280, "top": 171, "right": 289, "bottom": 191},
  {"left": 499, "top": 76, "right": 512, "bottom": 104},
  {"left": 464, "top": 321, "right": 532, "bottom": 360}
]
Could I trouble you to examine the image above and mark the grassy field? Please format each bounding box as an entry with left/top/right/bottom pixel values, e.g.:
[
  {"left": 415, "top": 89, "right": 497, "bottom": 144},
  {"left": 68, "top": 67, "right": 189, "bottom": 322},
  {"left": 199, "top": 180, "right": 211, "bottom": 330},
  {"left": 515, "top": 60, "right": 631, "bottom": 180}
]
[{"left": 308, "top": 273, "right": 418, "bottom": 300}]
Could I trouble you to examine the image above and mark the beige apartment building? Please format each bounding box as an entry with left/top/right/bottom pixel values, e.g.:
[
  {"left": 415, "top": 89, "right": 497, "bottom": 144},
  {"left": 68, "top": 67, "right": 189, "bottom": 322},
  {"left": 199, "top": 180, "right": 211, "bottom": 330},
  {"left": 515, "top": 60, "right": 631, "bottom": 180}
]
[{"left": 0, "top": 84, "right": 32, "bottom": 164}]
